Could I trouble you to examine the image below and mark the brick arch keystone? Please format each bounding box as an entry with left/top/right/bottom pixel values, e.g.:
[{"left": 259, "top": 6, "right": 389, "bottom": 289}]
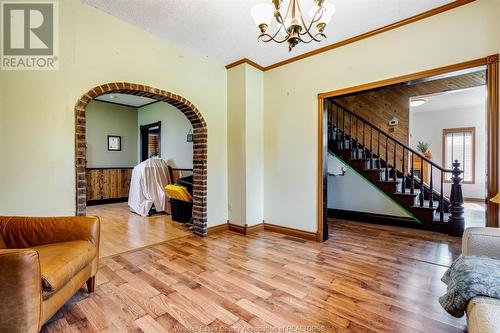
[{"left": 74, "top": 82, "right": 208, "bottom": 236}]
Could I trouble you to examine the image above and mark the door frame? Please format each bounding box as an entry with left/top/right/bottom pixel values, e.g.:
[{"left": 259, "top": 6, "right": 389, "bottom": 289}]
[
  {"left": 317, "top": 54, "right": 499, "bottom": 241},
  {"left": 140, "top": 121, "right": 161, "bottom": 161}
]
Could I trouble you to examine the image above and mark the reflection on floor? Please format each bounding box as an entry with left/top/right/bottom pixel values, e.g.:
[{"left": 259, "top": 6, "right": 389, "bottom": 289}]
[
  {"left": 41, "top": 219, "right": 465, "bottom": 332},
  {"left": 464, "top": 201, "right": 486, "bottom": 228},
  {"left": 87, "top": 202, "right": 191, "bottom": 258}
]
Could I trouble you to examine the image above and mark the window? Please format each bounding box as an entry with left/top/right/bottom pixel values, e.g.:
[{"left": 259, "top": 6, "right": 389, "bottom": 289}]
[{"left": 442, "top": 127, "right": 475, "bottom": 184}]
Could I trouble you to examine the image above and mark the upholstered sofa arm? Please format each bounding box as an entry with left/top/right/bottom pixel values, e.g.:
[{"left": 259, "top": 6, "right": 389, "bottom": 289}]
[
  {"left": 0, "top": 249, "right": 42, "bottom": 333},
  {"left": 462, "top": 227, "right": 500, "bottom": 257},
  {"left": 0, "top": 216, "right": 100, "bottom": 249}
]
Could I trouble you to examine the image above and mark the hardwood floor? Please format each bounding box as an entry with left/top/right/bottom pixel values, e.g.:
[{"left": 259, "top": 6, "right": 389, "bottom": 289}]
[
  {"left": 42, "top": 219, "right": 466, "bottom": 333},
  {"left": 87, "top": 202, "right": 191, "bottom": 258}
]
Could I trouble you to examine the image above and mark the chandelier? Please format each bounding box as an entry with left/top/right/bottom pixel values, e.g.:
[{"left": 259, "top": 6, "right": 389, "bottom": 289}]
[{"left": 250, "top": 0, "right": 336, "bottom": 51}]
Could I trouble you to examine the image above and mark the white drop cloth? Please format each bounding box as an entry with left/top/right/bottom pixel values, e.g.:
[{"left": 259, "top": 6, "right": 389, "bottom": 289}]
[{"left": 128, "top": 158, "right": 172, "bottom": 216}]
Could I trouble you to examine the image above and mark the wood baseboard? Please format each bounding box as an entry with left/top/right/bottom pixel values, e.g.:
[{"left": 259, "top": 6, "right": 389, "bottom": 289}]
[
  {"left": 263, "top": 222, "right": 318, "bottom": 241},
  {"left": 228, "top": 222, "right": 246, "bottom": 235},
  {"left": 464, "top": 197, "right": 486, "bottom": 203},
  {"left": 247, "top": 223, "right": 264, "bottom": 234},
  {"left": 207, "top": 223, "right": 229, "bottom": 236},
  {"left": 227, "top": 221, "right": 265, "bottom": 235}
]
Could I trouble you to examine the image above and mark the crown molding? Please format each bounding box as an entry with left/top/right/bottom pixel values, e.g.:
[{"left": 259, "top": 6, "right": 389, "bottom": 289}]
[
  {"left": 225, "top": 58, "right": 265, "bottom": 71},
  {"left": 225, "top": 0, "right": 476, "bottom": 72}
]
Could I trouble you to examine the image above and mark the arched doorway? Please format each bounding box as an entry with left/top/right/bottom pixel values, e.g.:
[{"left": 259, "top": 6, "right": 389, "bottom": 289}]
[{"left": 74, "top": 82, "right": 208, "bottom": 236}]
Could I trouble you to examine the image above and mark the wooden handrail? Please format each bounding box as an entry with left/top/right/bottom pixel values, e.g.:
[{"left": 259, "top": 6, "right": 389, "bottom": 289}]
[{"left": 330, "top": 101, "right": 453, "bottom": 173}]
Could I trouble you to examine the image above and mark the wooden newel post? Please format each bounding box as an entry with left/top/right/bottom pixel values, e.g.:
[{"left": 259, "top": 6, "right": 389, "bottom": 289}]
[{"left": 448, "top": 160, "right": 465, "bottom": 236}]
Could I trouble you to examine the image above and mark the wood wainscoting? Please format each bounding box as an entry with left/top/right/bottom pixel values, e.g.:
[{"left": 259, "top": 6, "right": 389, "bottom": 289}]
[{"left": 86, "top": 168, "right": 133, "bottom": 205}]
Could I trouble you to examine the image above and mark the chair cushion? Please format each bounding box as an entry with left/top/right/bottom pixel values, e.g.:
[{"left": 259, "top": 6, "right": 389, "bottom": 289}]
[
  {"left": 467, "top": 296, "right": 500, "bottom": 333},
  {"left": 0, "top": 235, "right": 6, "bottom": 248},
  {"left": 33, "top": 241, "right": 97, "bottom": 299}
]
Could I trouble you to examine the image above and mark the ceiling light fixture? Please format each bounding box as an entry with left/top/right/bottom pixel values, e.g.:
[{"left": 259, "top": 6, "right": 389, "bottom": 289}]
[
  {"left": 250, "top": 0, "right": 336, "bottom": 51},
  {"left": 410, "top": 98, "right": 428, "bottom": 108}
]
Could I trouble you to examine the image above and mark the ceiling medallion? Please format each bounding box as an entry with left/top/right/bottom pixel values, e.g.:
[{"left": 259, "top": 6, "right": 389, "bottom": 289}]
[{"left": 251, "top": 0, "right": 335, "bottom": 51}]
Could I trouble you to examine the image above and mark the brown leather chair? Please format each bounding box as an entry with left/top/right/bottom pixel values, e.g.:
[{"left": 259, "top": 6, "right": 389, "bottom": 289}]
[{"left": 0, "top": 216, "right": 100, "bottom": 333}]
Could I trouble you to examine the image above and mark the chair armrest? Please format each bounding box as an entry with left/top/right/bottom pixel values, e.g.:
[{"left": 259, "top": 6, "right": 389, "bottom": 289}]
[
  {"left": 0, "top": 249, "right": 42, "bottom": 333},
  {"left": 0, "top": 216, "right": 100, "bottom": 249},
  {"left": 462, "top": 227, "right": 500, "bottom": 257}
]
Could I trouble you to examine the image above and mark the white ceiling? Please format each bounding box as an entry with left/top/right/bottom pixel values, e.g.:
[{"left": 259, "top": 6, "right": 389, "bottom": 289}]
[
  {"left": 410, "top": 85, "right": 487, "bottom": 114},
  {"left": 95, "top": 93, "right": 158, "bottom": 107},
  {"left": 80, "top": 0, "right": 454, "bottom": 67}
]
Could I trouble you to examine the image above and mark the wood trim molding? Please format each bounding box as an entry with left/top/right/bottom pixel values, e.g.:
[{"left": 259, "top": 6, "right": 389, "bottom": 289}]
[
  {"left": 247, "top": 223, "right": 265, "bottom": 234},
  {"left": 225, "top": 0, "right": 475, "bottom": 72},
  {"left": 319, "top": 56, "right": 492, "bottom": 99},
  {"left": 225, "top": 58, "right": 265, "bottom": 71},
  {"left": 226, "top": 221, "right": 265, "bottom": 235},
  {"left": 318, "top": 54, "right": 500, "bottom": 233},
  {"left": 227, "top": 222, "right": 247, "bottom": 235},
  {"left": 487, "top": 58, "right": 499, "bottom": 228},
  {"left": 207, "top": 223, "right": 229, "bottom": 236},
  {"left": 263, "top": 222, "right": 318, "bottom": 241},
  {"left": 442, "top": 127, "right": 476, "bottom": 184}
]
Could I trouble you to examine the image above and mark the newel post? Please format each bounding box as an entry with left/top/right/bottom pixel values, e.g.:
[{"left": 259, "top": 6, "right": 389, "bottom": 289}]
[{"left": 448, "top": 160, "right": 465, "bottom": 237}]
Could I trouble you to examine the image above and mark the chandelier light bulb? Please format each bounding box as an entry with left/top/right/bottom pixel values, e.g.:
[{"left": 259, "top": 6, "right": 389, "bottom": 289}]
[{"left": 250, "top": 3, "right": 274, "bottom": 32}]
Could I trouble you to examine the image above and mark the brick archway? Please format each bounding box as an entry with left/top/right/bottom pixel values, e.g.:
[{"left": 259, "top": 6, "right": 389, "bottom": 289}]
[{"left": 75, "top": 82, "right": 208, "bottom": 236}]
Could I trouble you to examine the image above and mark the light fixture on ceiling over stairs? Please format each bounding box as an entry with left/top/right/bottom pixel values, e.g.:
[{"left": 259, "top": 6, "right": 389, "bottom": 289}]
[{"left": 250, "top": 0, "right": 336, "bottom": 51}]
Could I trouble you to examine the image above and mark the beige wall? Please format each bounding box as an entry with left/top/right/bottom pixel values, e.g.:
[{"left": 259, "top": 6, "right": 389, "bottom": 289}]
[
  {"left": 86, "top": 100, "right": 138, "bottom": 168},
  {"left": 227, "top": 64, "right": 265, "bottom": 227},
  {"left": 227, "top": 65, "right": 247, "bottom": 226},
  {"left": 264, "top": 0, "right": 500, "bottom": 232},
  {"left": 138, "top": 102, "right": 193, "bottom": 169},
  {"left": 0, "top": 0, "right": 228, "bottom": 227}
]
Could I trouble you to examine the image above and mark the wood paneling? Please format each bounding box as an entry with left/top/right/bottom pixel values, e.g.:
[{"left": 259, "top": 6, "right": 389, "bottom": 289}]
[
  {"left": 333, "top": 71, "right": 486, "bottom": 146},
  {"left": 86, "top": 168, "right": 132, "bottom": 202},
  {"left": 41, "top": 219, "right": 465, "bottom": 333}
]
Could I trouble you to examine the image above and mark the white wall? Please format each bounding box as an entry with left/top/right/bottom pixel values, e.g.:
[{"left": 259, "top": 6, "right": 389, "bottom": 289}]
[
  {"left": 226, "top": 64, "right": 265, "bottom": 227},
  {"left": 86, "top": 100, "right": 138, "bottom": 168},
  {"left": 327, "top": 154, "right": 410, "bottom": 217},
  {"left": 245, "top": 66, "right": 264, "bottom": 227},
  {"left": 0, "top": 0, "right": 228, "bottom": 228},
  {"left": 227, "top": 65, "right": 247, "bottom": 226},
  {"left": 138, "top": 102, "right": 193, "bottom": 169},
  {"left": 264, "top": 0, "right": 500, "bottom": 232},
  {"left": 410, "top": 105, "right": 486, "bottom": 199}
]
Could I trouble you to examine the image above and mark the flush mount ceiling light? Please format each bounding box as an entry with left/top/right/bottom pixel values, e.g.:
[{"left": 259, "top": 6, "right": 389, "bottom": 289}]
[
  {"left": 410, "top": 98, "right": 428, "bottom": 107},
  {"left": 250, "top": 0, "right": 336, "bottom": 51}
]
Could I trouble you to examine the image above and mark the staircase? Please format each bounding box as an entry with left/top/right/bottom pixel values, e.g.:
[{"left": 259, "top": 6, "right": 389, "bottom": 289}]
[{"left": 326, "top": 100, "right": 465, "bottom": 235}]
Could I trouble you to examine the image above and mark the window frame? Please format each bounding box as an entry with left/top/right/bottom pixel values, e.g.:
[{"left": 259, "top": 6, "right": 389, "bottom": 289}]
[{"left": 442, "top": 127, "right": 476, "bottom": 184}]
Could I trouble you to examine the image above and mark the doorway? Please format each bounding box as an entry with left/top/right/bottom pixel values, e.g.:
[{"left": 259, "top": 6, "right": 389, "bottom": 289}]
[
  {"left": 74, "top": 82, "right": 208, "bottom": 240},
  {"left": 317, "top": 55, "right": 499, "bottom": 241},
  {"left": 140, "top": 121, "right": 161, "bottom": 161}
]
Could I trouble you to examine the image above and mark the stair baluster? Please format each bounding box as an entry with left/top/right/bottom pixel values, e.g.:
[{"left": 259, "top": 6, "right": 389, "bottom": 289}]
[
  {"left": 419, "top": 156, "right": 424, "bottom": 207},
  {"left": 370, "top": 127, "right": 374, "bottom": 169},
  {"left": 401, "top": 147, "right": 406, "bottom": 193},
  {"left": 393, "top": 142, "right": 397, "bottom": 182},
  {"left": 429, "top": 165, "right": 434, "bottom": 208},
  {"left": 385, "top": 136, "right": 389, "bottom": 181},
  {"left": 410, "top": 152, "right": 415, "bottom": 194},
  {"left": 440, "top": 170, "right": 445, "bottom": 222},
  {"left": 362, "top": 122, "right": 366, "bottom": 159}
]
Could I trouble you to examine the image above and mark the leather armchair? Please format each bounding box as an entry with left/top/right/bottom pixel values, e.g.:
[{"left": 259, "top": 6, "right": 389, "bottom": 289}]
[
  {"left": 0, "top": 216, "right": 100, "bottom": 333},
  {"left": 462, "top": 227, "right": 500, "bottom": 333}
]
